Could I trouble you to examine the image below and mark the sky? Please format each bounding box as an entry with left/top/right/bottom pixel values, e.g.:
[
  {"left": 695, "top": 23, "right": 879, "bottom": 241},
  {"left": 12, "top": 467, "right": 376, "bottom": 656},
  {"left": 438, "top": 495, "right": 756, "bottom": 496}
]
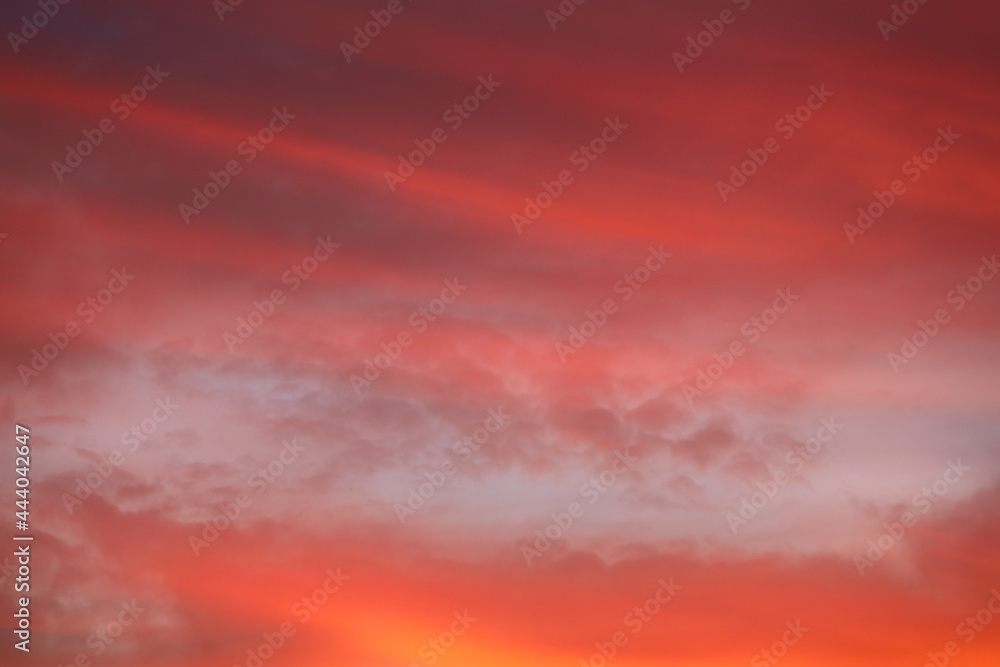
[{"left": 1, "top": 0, "right": 999, "bottom": 665}]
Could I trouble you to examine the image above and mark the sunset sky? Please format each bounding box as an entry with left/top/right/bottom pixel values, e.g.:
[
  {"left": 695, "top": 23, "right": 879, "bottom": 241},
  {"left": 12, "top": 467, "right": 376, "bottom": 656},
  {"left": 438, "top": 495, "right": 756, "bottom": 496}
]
[{"left": 2, "top": 0, "right": 1000, "bottom": 666}]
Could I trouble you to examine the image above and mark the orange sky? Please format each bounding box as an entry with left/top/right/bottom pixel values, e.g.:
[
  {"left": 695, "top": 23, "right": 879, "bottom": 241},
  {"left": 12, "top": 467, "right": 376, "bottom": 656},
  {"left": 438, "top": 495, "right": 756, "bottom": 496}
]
[{"left": 1, "top": 0, "right": 999, "bottom": 665}]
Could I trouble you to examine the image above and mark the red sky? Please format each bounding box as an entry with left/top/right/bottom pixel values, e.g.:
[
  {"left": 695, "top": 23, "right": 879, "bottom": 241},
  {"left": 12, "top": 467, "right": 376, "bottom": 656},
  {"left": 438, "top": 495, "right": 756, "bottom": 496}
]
[{"left": 2, "top": 0, "right": 1000, "bottom": 666}]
